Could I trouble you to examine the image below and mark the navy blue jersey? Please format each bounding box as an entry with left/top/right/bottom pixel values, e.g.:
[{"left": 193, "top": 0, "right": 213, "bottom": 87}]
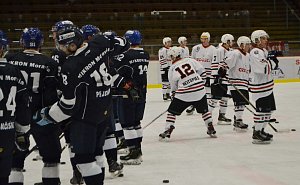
[
  {"left": 113, "top": 48, "right": 150, "bottom": 89},
  {"left": 0, "top": 59, "right": 30, "bottom": 126},
  {"left": 49, "top": 35, "right": 129, "bottom": 124},
  {"left": 5, "top": 51, "right": 59, "bottom": 113}
]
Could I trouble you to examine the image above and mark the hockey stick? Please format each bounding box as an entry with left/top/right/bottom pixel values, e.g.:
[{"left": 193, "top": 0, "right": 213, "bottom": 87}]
[
  {"left": 227, "top": 81, "right": 290, "bottom": 133},
  {"left": 143, "top": 110, "right": 168, "bottom": 130}
]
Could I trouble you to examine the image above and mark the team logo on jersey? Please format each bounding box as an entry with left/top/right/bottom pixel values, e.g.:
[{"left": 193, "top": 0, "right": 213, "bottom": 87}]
[
  {"left": 196, "top": 46, "right": 200, "bottom": 52},
  {"left": 254, "top": 50, "right": 259, "bottom": 55},
  {"left": 114, "top": 54, "right": 124, "bottom": 61}
]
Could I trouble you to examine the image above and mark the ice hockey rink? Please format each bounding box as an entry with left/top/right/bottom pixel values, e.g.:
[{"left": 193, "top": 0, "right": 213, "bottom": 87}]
[{"left": 24, "top": 82, "right": 300, "bottom": 185}]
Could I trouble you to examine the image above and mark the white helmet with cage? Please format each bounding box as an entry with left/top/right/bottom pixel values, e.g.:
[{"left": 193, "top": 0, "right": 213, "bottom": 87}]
[
  {"left": 200, "top": 32, "right": 210, "bottom": 42},
  {"left": 168, "top": 46, "right": 182, "bottom": 59},
  {"left": 163, "top": 37, "right": 172, "bottom": 45},
  {"left": 251, "top": 30, "right": 269, "bottom": 43},
  {"left": 237, "top": 36, "right": 251, "bottom": 47},
  {"left": 221, "top": 34, "right": 234, "bottom": 44},
  {"left": 178, "top": 36, "right": 187, "bottom": 44}
]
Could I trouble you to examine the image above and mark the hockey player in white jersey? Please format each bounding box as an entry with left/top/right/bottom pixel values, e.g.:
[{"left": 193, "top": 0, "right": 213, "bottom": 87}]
[
  {"left": 158, "top": 47, "right": 216, "bottom": 140},
  {"left": 159, "top": 37, "right": 172, "bottom": 101},
  {"left": 187, "top": 32, "right": 216, "bottom": 115},
  {"left": 219, "top": 36, "right": 251, "bottom": 131},
  {"left": 249, "top": 30, "right": 277, "bottom": 144},
  {"left": 210, "top": 34, "right": 234, "bottom": 125},
  {"left": 178, "top": 36, "right": 189, "bottom": 58}
]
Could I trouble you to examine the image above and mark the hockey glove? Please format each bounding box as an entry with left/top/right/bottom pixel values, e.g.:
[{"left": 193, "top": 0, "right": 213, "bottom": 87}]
[
  {"left": 267, "top": 50, "right": 280, "bottom": 70},
  {"left": 204, "top": 77, "right": 210, "bottom": 87},
  {"left": 123, "top": 81, "right": 140, "bottom": 102},
  {"left": 15, "top": 132, "right": 30, "bottom": 151},
  {"left": 218, "top": 67, "right": 227, "bottom": 78},
  {"left": 33, "top": 107, "right": 54, "bottom": 126}
]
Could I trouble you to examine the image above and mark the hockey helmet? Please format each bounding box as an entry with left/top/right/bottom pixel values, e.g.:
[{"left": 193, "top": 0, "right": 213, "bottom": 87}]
[
  {"left": 124, "top": 30, "right": 142, "bottom": 45},
  {"left": 221, "top": 34, "right": 234, "bottom": 44},
  {"left": 200, "top": 32, "right": 210, "bottom": 42},
  {"left": 168, "top": 46, "right": 182, "bottom": 59},
  {"left": 81, "top": 24, "right": 100, "bottom": 40},
  {"left": 20, "top": 27, "right": 44, "bottom": 49},
  {"left": 51, "top": 20, "right": 74, "bottom": 32},
  {"left": 163, "top": 37, "right": 172, "bottom": 45},
  {"left": 251, "top": 30, "right": 269, "bottom": 43},
  {"left": 56, "top": 25, "right": 83, "bottom": 48},
  {"left": 0, "top": 30, "right": 8, "bottom": 50},
  {"left": 237, "top": 36, "right": 251, "bottom": 47},
  {"left": 178, "top": 36, "right": 187, "bottom": 44}
]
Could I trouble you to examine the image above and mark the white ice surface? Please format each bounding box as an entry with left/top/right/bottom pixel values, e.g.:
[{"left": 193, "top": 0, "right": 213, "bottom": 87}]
[{"left": 24, "top": 83, "right": 300, "bottom": 185}]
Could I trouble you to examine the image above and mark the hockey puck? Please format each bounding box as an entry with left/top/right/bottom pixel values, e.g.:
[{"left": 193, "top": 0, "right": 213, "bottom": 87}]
[
  {"left": 163, "top": 180, "right": 169, "bottom": 183},
  {"left": 60, "top": 161, "right": 66, "bottom": 165},
  {"left": 291, "top": 129, "right": 296, "bottom": 131}
]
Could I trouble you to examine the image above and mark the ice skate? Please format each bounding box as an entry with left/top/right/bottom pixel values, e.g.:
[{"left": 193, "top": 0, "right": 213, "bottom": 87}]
[
  {"left": 217, "top": 113, "right": 232, "bottom": 125},
  {"left": 70, "top": 167, "right": 84, "bottom": 185},
  {"left": 186, "top": 106, "right": 195, "bottom": 115},
  {"left": 252, "top": 130, "right": 271, "bottom": 144},
  {"left": 233, "top": 119, "right": 248, "bottom": 132},
  {"left": 108, "top": 160, "right": 124, "bottom": 178},
  {"left": 261, "top": 128, "right": 273, "bottom": 140},
  {"left": 117, "top": 138, "right": 129, "bottom": 154},
  {"left": 159, "top": 125, "right": 175, "bottom": 141},
  {"left": 166, "top": 93, "right": 172, "bottom": 100},
  {"left": 207, "top": 122, "right": 217, "bottom": 138},
  {"left": 163, "top": 94, "right": 168, "bottom": 101},
  {"left": 120, "top": 148, "right": 142, "bottom": 165}
]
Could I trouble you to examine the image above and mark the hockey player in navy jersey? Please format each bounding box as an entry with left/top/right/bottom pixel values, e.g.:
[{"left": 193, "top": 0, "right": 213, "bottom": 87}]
[
  {"left": 0, "top": 31, "right": 30, "bottom": 185},
  {"left": 112, "top": 30, "right": 149, "bottom": 165},
  {"left": 33, "top": 25, "right": 130, "bottom": 185},
  {"left": 249, "top": 30, "right": 277, "bottom": 144},
  {"left": 159, "top": 47, "right": 216, "bottom": 140},
  {"left": 6, "top": 28, "right": 60, "bottom": 185}
]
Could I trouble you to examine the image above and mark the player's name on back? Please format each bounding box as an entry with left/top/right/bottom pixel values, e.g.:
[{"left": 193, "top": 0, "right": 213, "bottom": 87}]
[{"left": 0, "top": 121, "right": 14, "bottom": 130}]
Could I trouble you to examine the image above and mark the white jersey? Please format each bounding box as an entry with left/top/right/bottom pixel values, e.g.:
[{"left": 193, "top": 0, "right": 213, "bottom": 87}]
[
  {"left": 168, "top": 57, "right": 206, "bottom": 102},
  {"left": 211, "top": 45, "right": 232, "bottom": 84},
  {"left": 222, "top": 49, "right": 250, "bottom": 91},
  {"left": 249, "top": 47, "right": 275, "bottom": 101},
  {"left": 191, "top": 44, "right": 216, "bottom": 77},
  {"left": 179, "top": 46, "right": 189, "bottom": 58},
  {"left": 158, "top": 47, "right": 172, "bottom": 69}
]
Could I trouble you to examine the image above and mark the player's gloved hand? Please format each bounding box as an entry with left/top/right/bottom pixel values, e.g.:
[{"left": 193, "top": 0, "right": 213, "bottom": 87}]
[
  {"left": 123, "top": 81, "right": 140, "bottom": 102},
  {"left": 33, "top": 107, "right": 54, "bottom": 126},
  {"left": 218, "top": 67, "right": 227, "bottom": 78},
  {"left": 15, "top": 132, "right": 30, "bottom": 151},
  {"left": 204, "top": 77, "right": 210, "bottom": 87},
  {"left": 170, "top": 91, "right": 175, "bottom": 101},
  {"left": 267, "top": 50, "right": 280, "bottom": 69}
]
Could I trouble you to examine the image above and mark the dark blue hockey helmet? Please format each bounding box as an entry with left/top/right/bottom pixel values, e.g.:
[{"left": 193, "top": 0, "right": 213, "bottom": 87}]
[
  {"left": 81, "top": 24, "right": 100, "bottom": 40},
  {"left": 20, "top": 27, "right": 44, "bottom": 49},
  {"left": 56, "top": 25, "right": 83, "bottom": 48},
  {"left": 124, "top": 30, "right": 142, "bottom": 45},
  {"left": 0, "top": 30, "right": 8, "bottom": 50},
  {"left": 51, "top": 20, "right": 74, "bottom": 32}
]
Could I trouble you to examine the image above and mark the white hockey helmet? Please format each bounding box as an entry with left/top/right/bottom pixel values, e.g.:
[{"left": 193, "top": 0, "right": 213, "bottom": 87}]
[
  {"left": 178, "top": 36, "right": 187, "bottom": 44},
  {"left": 168, "top": 46, "right": 182, "bottom": 59},
  {"left": 221, "top": 34, "right": 234, "bottom": 44},
  {"left": 163, "top": 37, "right": 172, "bottom": 45},
  {"left": 200, "top": 32, "right": 210, "bottom": 42},
  {"left": 251, "top": 30, "right": 269, "bottom": 43},
  {"left": 237, "top": 36, "right": 251, "bottom": 47}
]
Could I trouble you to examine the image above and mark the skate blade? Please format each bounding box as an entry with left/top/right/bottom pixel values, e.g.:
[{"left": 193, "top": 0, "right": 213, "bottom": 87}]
[
  {"left": 120, "top": 159, "right": 142, "bottom": 165},
  {"left": 109, "top": 170, "right": 124, "bottom": 178},
  {"left": 208, "top": 134, "right": 217, "bottom": 138},
  {"left": 117, "top": 148, "right": 129, "bottom": 154},
  {"left": 233, "top": 127, "right": 248, "bottom": 132},
  {"left": 217, "top": 121, "right": 231, "bottom": 125},
  {"left": 159, "top": 136, "right": 170, "bottom": 142},
  {"left": 252, "top": 139, "right": 271, "bottom": 144}
]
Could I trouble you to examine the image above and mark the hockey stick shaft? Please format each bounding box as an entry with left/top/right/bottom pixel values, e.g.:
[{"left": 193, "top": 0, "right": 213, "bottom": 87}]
[
  {"left": 227, "top": 80, "right": 278, "bottom": 132},
  {"left": 143, "top": 110, "right": 168, "bottom": 130}
]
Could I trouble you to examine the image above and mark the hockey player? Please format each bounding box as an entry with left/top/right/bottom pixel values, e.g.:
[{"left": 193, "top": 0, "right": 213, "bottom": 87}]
[
  {"left": 210, "top": 34, "right": 234, "bottom": 125},
  {"left": 0, "top": 31, "right": 30, "bottom": 185},
  {"left": 33, "top": 26, "right": 130, "bottom": 185},
  {"left": 159, "top": 47, "right": 216, "bottom": 140},
  {"left": 187, "top": 32, "right": 217, "bottom": 115},
  {"left": 112, "top": 30, "right": 149, "bottom": 165},
  {"left": 159, "top": 37, "right": 172, "bottom": 100},
  {"left": 82, "top": 24, "right": 124, "bottom": 178},
  {"left": 249, "top": 30, "right": 277, "bottom": 144},
  {"left": 6, "top": 28, "right": 60, "bottom": 185},
  {"left": 219, "top": 36, "right": 251, "bottom": 131},
  {"left": 178, "top": 36, "right": 189, "bottom": 58}
]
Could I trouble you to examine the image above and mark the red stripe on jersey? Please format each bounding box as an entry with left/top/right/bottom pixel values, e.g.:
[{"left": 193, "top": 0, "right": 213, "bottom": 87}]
[
  {"left": 250, "top": 82, "right": 274, "bottom": 90},
  {"left": 176, "top": 84, "right": 204, "bottom": 92}
]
